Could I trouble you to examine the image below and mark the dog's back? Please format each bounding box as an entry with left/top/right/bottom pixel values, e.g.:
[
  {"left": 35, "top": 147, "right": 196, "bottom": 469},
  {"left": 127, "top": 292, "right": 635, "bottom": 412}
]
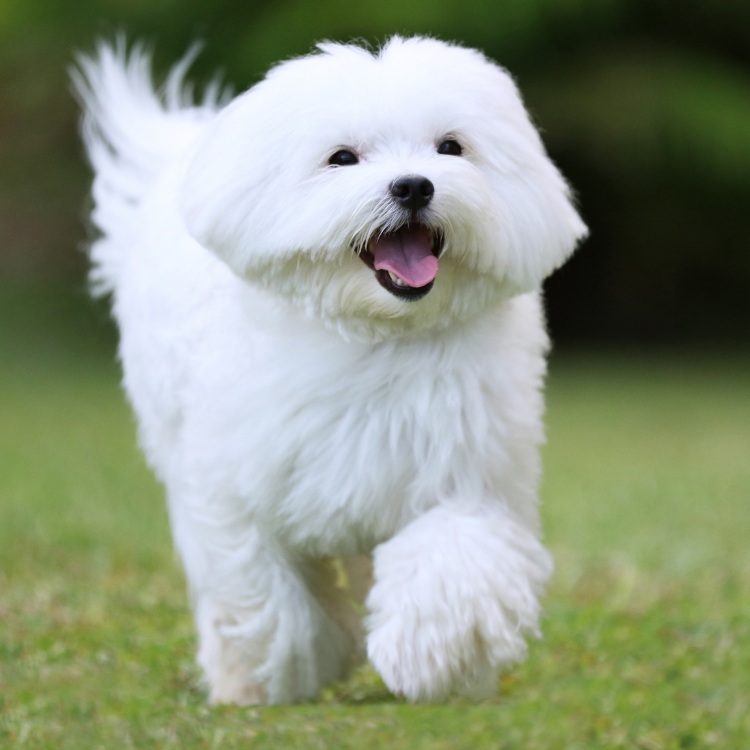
[{"left": 72, "top": 40, "right": 224, "bottom": 296}]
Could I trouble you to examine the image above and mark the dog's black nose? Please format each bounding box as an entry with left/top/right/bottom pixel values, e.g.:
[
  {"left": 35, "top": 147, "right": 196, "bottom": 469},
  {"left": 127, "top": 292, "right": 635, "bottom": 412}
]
[{"left": 390, "top": 175, "right": 434, "bottom": 211}]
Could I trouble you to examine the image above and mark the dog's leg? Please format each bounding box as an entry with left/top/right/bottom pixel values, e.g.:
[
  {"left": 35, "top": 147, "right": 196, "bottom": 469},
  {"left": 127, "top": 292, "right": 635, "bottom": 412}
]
[
  {"left": 171, "top": 507, "right": 355, "bottom": 704},
  {"left": 195, "top": 595, "right": 268, "bottom": 705},
  {"left": 366, "top": 502, "right": 553, "bottom": 702}
]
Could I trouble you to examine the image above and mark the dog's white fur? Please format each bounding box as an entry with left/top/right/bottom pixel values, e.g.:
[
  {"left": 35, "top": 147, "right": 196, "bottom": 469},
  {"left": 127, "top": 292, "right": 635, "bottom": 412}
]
[{"left": 73, "top": 36, "right": 587, "bottom": 704}]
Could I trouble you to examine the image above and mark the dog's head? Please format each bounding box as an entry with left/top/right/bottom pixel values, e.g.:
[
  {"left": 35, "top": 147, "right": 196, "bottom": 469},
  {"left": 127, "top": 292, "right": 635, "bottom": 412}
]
[{"left": 181, "top": 37, "right": 587, "bottom": 338}]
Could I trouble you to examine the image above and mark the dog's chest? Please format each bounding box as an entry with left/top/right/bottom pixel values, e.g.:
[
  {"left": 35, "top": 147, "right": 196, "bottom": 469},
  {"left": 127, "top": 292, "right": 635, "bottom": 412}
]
[{"left": 239, "top": 335, "right": 498, "bottom": 555}]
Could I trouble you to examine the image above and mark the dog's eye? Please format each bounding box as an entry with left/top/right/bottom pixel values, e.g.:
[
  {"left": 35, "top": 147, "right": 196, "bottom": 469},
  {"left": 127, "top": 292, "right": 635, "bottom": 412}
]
[
  {"left": 437, "top": 139, "right": 463, "bottom": 156},
  {"left": 328, "top": 149, "right": 359, "bottom": 167}
]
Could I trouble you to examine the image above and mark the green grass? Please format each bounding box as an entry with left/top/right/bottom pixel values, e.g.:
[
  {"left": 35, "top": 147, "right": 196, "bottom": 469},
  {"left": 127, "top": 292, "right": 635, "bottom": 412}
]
[{"left": 1, "top": 294, "right": 749, "bottom": 748}]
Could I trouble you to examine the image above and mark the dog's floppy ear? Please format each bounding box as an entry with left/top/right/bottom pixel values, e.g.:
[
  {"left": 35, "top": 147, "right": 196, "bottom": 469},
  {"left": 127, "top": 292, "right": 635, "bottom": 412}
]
[
  {"left": 179, "top": 86, "right": 312, "bottom": 279},
  {"left": 491, "top": 157, "right": 588, "bottom": 294},
  {"left": 473, "top": 64, "right": 588, "bottom": 294},
  {"left": 180, "top": 95, "right": 268, "bottom": 278}
]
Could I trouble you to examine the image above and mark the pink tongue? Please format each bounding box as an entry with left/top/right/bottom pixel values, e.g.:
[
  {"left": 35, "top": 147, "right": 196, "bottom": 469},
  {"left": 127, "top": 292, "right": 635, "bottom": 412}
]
[{"left": 371, "top": 225, "right": 439, "bottom": 288}]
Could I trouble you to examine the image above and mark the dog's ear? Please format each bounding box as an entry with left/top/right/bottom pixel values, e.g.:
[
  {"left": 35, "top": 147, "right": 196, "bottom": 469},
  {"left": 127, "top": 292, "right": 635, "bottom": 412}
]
[
  {"left": 179, "top": 89, "right": 312, "bottom": 279},
  {"left": 490, "top": 158, "right": 588, "bottom": 295},
  {"left": 475, "top": 66, "right": 588, "bottom": 294},
  {"left": 180, "top": 96, "right": 266, "bottom": 278}
]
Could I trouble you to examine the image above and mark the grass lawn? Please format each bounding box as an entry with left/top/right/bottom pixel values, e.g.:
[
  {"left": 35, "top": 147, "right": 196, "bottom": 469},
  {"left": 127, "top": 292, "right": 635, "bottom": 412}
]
[{"left": 1, "top": 289, "right": 749, "bottom": 749}]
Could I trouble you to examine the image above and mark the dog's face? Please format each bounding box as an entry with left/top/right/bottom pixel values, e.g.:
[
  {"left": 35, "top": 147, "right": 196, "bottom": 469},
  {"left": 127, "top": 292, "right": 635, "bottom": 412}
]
[{"left": 181, "top": 37, "right": 587, "bottom": 338}]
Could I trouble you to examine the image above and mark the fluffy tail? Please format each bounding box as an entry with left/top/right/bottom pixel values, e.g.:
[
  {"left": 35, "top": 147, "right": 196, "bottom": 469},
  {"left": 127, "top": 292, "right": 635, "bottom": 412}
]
[{"left": 71, "top": 38, "right": 227, "bottom": 295}]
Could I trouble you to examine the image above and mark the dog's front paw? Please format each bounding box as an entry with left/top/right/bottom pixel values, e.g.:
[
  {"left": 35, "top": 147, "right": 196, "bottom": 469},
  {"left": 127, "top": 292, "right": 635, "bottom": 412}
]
[
  {"left": 366, "top": 603, "right": 498, "bottom": 701},
  {"left": 365, "top": 505, "right": 553, "bottom": 702},
  {"left": 366, "top": 575, "right": 507, "bottom": 702}
]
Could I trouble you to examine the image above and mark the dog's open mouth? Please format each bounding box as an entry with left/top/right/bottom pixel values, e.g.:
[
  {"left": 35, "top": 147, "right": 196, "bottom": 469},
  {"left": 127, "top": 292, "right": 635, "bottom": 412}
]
[{"left": 359, "top": 224, "right": 443, "bottom": 300}]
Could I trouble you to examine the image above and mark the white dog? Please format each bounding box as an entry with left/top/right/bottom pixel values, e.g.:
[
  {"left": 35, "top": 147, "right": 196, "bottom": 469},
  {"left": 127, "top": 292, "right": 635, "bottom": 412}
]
[{"left": 73, "top": 36, "right": 586, "bottom": 705}]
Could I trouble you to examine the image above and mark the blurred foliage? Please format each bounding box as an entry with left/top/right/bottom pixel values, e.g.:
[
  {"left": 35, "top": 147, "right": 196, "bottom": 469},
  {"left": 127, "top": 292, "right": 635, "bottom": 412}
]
[{"left": 0, "top": 0, "right": 749, "bottom": 341}]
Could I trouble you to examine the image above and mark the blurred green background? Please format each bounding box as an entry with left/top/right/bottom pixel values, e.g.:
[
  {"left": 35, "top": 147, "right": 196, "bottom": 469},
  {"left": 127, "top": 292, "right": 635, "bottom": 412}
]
[
  {"left": 2, "top": 2, "right": 750, "bottom": 748},
  {"left": 1, "top": 0, "right": 750, "bottom": 342}
]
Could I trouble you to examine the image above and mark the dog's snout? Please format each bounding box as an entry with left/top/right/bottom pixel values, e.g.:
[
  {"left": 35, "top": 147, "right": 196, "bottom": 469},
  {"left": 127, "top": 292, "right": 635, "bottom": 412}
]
[{"left": 390, "top": 176, "right": 434, "bottom": 211}]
